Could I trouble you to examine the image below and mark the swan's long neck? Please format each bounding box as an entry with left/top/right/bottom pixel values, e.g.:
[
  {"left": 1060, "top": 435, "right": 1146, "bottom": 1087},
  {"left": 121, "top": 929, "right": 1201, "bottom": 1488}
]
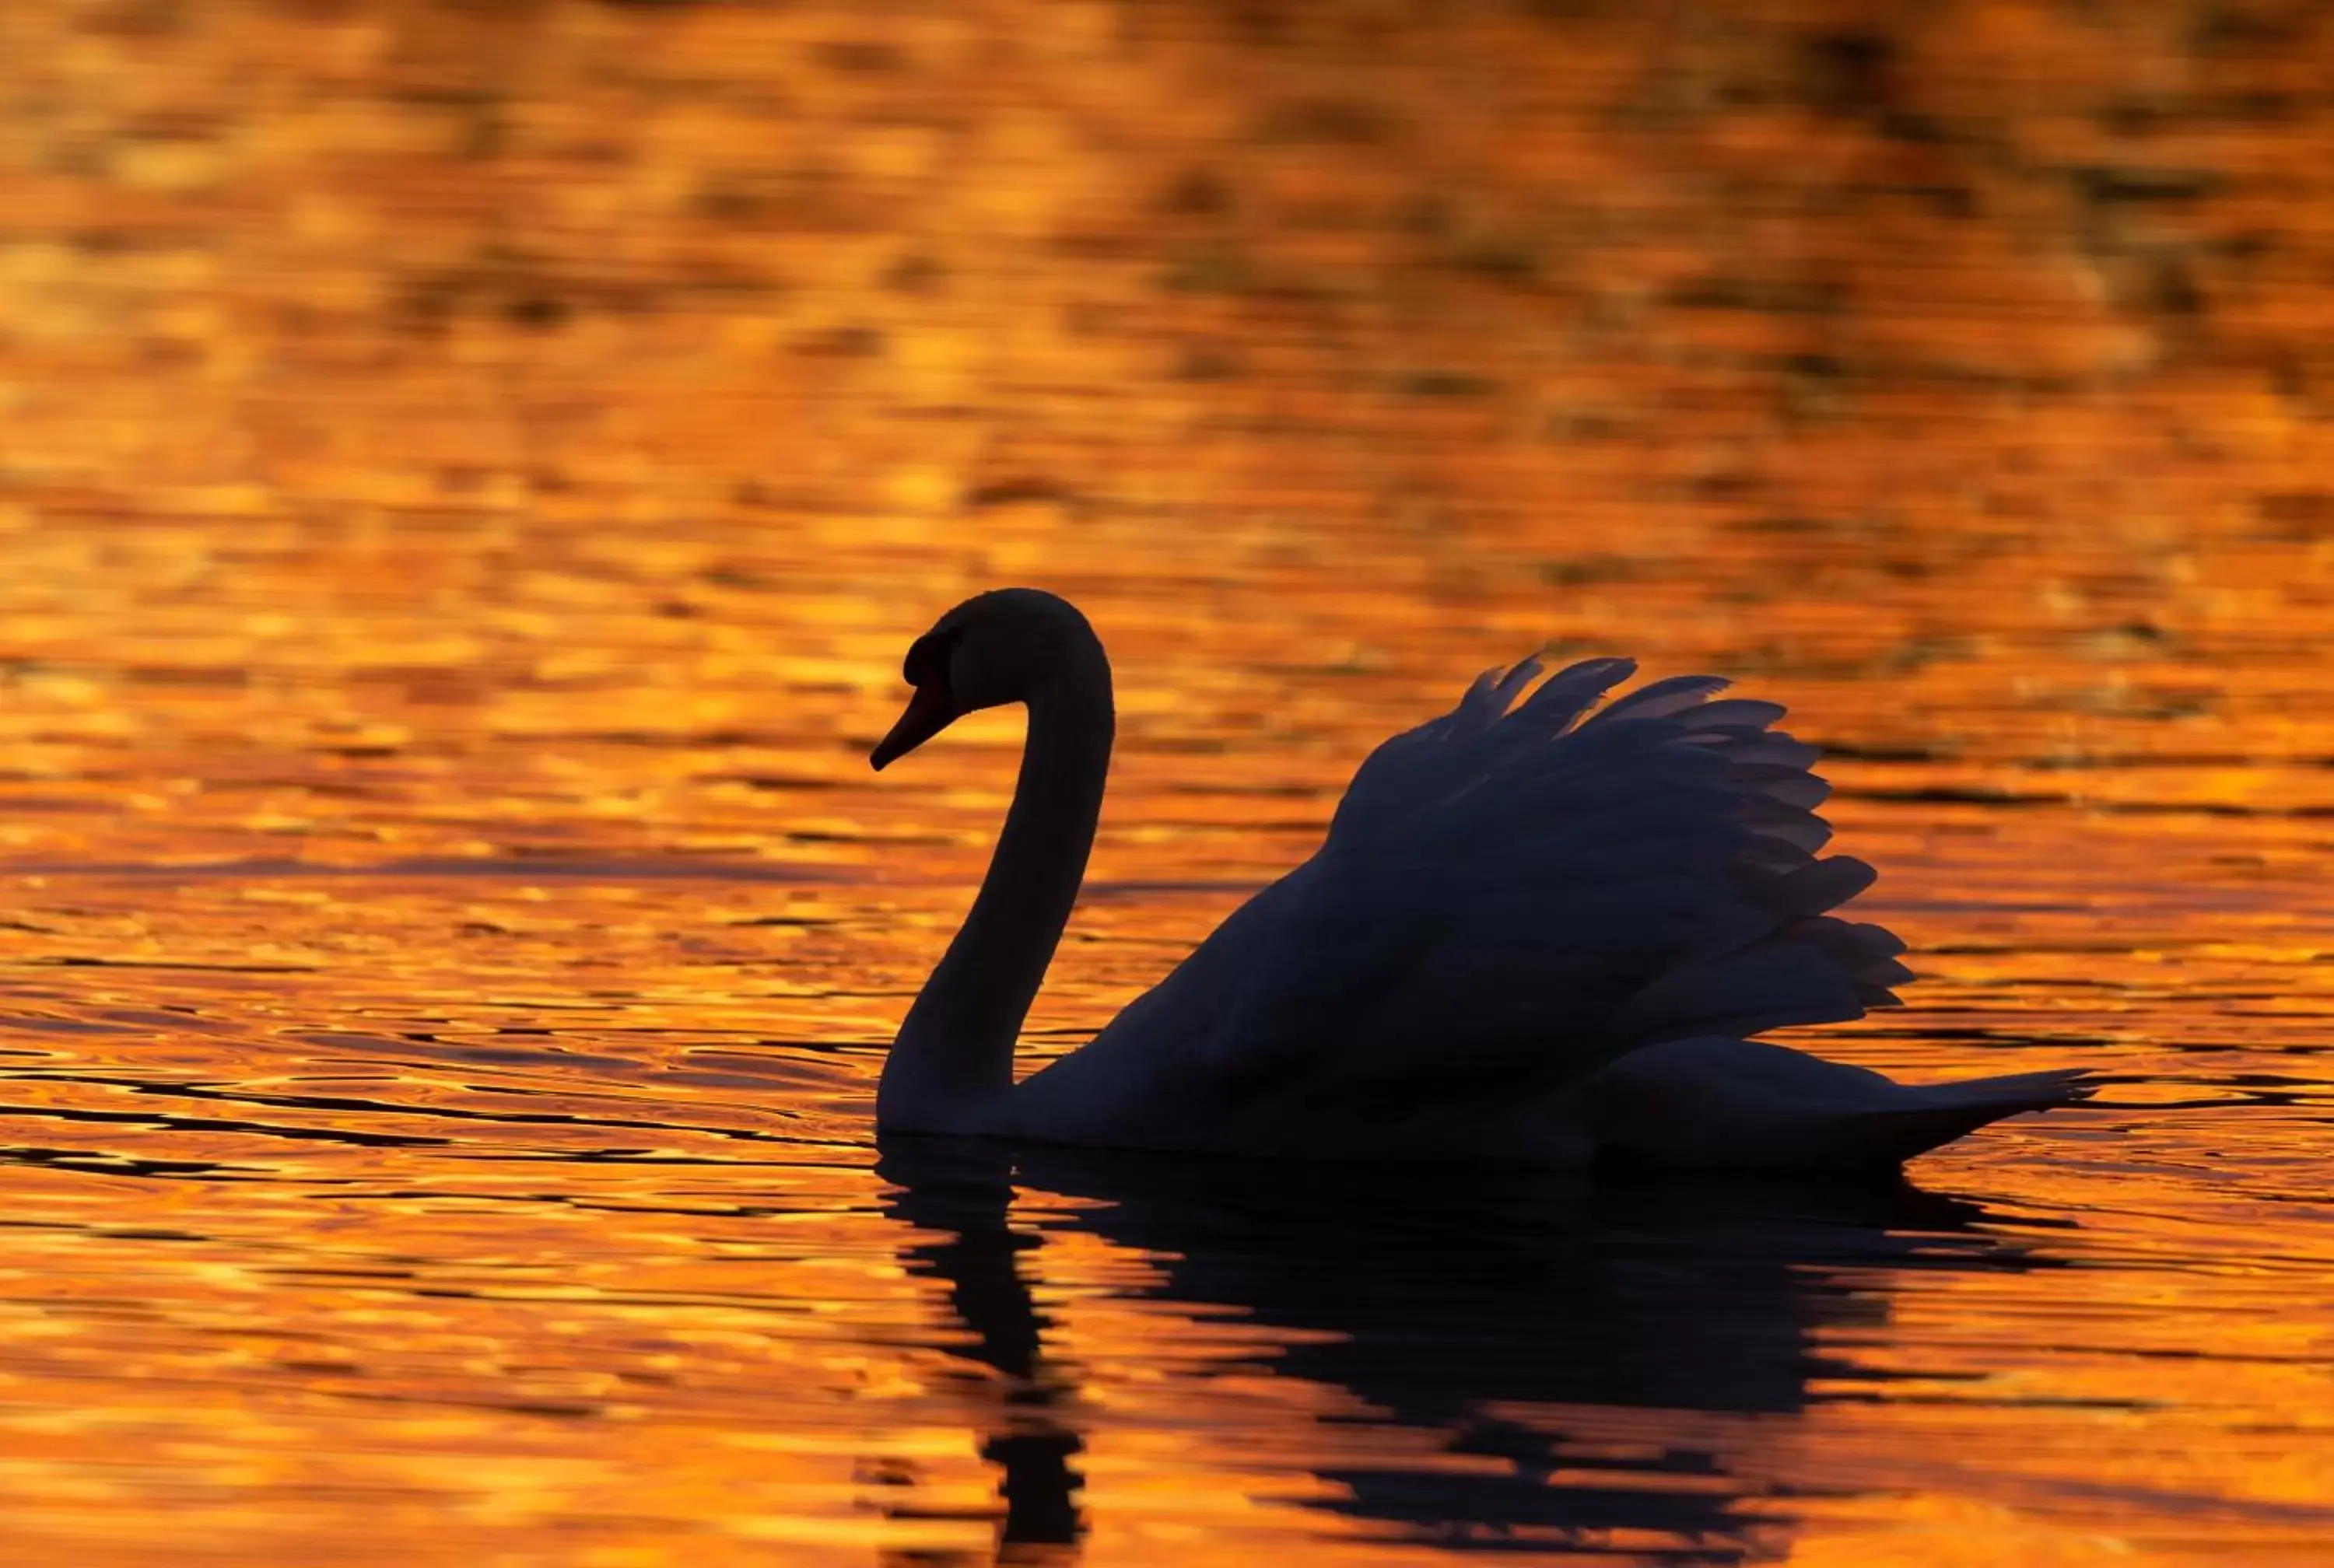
[{"left": 879, "top": 647, "right": 1113, "bottom": 1132}]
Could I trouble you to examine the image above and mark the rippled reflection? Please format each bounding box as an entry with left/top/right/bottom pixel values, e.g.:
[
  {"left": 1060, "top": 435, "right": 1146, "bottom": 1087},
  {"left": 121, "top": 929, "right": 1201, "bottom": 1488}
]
[{"left": 881, "top": 1139, "right": 2075, "bottom": 1564}]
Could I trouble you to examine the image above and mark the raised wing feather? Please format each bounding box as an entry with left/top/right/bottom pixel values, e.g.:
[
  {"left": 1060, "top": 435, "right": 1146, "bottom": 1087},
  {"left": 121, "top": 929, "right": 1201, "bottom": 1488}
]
[{"left": 1079, "top": 656, "right": 1909, "bottom": 1129}]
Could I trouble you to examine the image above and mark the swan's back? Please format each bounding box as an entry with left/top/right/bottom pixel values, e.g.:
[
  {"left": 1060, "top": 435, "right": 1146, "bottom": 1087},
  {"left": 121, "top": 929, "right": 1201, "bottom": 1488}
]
[{"left": 1007, "top": 656, "right": 1913, "bottom": 1159}]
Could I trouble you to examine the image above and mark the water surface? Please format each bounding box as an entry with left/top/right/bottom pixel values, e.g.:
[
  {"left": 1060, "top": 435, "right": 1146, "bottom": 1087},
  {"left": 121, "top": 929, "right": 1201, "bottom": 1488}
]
[{"left": 2, "top": 3, "right": 2331, "bottom": 1563}]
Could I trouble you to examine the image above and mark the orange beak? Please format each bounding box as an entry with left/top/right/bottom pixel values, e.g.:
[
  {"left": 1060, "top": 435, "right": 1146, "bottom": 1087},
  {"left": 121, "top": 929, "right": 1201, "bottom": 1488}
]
[{"left": 870, "top": 684, "right": 958, "bottom": 771}]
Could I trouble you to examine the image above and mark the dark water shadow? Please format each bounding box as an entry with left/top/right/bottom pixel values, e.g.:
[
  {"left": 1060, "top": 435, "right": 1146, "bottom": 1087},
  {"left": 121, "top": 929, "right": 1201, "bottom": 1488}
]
[
  {"left": 875, "top": 1138, "right": 2063, "bottom": 1564},
  {"left": 881, "top": 1139, "right": 1087, "bottom": 1563}
]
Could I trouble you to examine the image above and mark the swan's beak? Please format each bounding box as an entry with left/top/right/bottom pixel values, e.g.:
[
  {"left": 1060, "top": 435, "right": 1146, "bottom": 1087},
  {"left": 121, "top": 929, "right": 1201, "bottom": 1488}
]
[{"left": 870, "top": 685, "right": 958, "bottom": 771}]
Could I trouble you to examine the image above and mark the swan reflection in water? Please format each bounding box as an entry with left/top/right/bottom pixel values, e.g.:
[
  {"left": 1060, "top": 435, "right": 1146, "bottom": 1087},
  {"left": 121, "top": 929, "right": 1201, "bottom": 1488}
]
[{"left": 874, "top": 1139, "right": 2063, "bottom": 1563}]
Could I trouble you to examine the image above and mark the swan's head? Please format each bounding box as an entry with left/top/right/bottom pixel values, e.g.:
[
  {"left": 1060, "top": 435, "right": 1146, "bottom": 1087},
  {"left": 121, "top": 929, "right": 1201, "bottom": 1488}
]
[{"left": 871, "top": 588, "right": 1102, "bottom": 770}]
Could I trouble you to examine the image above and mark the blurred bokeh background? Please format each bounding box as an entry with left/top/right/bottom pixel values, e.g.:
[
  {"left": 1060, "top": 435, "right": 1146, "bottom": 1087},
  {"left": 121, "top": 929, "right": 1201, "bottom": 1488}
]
[{"left": 12, "top": 1, "right": 2334, "bottom": 564}]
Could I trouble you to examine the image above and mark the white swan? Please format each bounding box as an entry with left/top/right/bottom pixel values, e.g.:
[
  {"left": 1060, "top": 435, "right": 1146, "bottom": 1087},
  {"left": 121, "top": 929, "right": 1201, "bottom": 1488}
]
[{"left": 868, "top": 588, "right": 2092, "bottom": 1170}]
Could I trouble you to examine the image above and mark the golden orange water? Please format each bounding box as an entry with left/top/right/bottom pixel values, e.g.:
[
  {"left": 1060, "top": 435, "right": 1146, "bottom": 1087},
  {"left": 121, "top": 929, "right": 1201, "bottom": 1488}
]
[{"left": 0, "top": 2, "right": 2330, "bottom": 1563}]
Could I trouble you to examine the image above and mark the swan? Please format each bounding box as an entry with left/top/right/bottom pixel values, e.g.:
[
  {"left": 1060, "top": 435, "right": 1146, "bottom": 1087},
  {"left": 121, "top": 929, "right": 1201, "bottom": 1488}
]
[{"left": 867, "top": 588, "right": 2092, "bottom": 1170}]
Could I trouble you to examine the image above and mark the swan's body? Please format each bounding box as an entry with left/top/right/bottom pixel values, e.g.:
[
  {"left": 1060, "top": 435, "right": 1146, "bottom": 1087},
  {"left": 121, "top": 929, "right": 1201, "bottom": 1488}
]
[{"left": 871, "top": 589, "right": 2090, "bottom": 1171}]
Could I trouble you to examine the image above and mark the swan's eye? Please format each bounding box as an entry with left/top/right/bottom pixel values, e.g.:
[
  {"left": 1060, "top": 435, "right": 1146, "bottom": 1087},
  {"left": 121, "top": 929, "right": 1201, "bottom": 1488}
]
[{"left": 902, "top": 625, "right": 963, "bottom": 691}]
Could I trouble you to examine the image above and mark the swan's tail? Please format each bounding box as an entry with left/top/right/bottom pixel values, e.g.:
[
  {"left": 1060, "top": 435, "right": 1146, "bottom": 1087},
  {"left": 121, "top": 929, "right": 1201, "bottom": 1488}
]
[{"left": 1859, "top": 1067, "right": 2097, "bottom": 1165}]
